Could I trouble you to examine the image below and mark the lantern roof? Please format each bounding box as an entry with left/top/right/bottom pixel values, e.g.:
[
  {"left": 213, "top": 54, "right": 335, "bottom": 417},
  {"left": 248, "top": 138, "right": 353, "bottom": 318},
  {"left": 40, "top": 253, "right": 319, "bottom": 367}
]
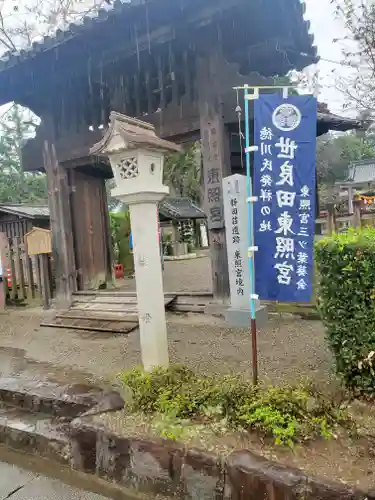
[{"left": 90, "top": 112, "right": 181, "bottom": 156}]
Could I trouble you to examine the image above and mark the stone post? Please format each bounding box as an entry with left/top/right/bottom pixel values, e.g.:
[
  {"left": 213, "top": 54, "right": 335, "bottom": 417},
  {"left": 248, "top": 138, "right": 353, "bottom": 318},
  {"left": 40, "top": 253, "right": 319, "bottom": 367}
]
[
  {"left": 222, "top": 174, "right": 267, "bottom": 327},
  {"left": 90, "top": 112, "right": 180, "bottom": 370}
]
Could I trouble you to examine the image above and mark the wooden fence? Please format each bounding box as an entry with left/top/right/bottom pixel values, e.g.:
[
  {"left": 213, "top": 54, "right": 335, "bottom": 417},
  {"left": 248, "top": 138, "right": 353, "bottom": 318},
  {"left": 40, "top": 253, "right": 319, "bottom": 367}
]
[
  {"left": 316, "top": 200, "right": 375, "bottom": 237},
  {"left": 0, "top": 232, "right": 53, "bottom": 310}
]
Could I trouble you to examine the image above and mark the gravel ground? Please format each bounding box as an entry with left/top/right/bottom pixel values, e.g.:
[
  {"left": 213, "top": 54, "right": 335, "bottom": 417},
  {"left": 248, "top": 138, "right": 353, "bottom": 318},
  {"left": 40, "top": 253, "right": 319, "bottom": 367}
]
[
  {"left": 0, "top": 308, "right": 334, "bottom": 389},
  {"left": 118, "top": 252, "right": 212, "bottom": 293}
]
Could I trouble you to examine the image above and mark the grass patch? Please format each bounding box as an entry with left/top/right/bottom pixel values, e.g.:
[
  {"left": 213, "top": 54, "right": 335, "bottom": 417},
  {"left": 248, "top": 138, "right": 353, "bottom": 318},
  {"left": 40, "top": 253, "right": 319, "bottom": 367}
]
[{"left": 118, "top": 365, "right": 350, "bottom": 447}]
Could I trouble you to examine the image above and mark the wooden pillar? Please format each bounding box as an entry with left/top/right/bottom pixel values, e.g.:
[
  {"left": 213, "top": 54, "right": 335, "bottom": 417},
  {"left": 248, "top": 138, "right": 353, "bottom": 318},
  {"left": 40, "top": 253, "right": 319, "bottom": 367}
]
[
  {"left": 101, "top": 175, "right": 115, "bottom": 286},
  {"left": 0, "top": 233, "right": 9, "bottom": 310},
  {"left": 69, "top": 169, "right": 113, "bottom": 290},
  {"left": 352, "top": 198, "right": 363, "bottom": 229},
  {"left": 43, "top": 132, "right": 77, "bottom": 309},
  {"left": 197, "top": 50, "right": 230, "bottom": 302},
  {"left": 347, "top": 185, "right": 354, "bottom": 214},
  {"left": 326, "top": 203, "right": 337, "bottom": 235}
]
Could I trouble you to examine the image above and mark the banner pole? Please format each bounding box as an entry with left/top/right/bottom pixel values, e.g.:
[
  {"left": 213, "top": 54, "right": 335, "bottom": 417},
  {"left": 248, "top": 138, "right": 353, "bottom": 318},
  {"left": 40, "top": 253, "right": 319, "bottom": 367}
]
[{"left": 244, "top": 86, "right": 258, "bottom": 385}]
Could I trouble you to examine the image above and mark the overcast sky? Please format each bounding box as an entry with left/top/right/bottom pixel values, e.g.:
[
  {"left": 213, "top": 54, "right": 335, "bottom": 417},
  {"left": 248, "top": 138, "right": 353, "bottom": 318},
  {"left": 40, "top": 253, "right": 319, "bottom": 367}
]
[{"left": 305, "top": 0, "right": 351, "bottom": 114}]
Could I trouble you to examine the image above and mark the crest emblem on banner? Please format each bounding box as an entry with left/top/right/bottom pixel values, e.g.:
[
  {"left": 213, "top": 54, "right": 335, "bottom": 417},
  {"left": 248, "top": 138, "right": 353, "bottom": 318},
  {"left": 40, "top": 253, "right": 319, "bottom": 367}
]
[{"left": 272, "top": 104, "right": 301, "bottom": 132}]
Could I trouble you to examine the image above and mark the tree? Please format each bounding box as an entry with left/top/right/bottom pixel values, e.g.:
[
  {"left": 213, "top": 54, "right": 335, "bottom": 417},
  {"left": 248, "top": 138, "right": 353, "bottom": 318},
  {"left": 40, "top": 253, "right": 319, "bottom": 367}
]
[
  {"left": 0, "top": 0, "right": 108, "bottom": 203},
  {"left": 331, "top": 0, "right": 375, "bottom": 115},
  {"left": 317, "top": 131, "right": 375, "bottom": 205},
  {"left": 0, "top": 104, "right": 47, "bottom": 203},
  {"left": 0, "top": 0, "right": 107, "bottom": 53},
  {"left": 163, "top": 142, "right": 202, "bottom": 203}
]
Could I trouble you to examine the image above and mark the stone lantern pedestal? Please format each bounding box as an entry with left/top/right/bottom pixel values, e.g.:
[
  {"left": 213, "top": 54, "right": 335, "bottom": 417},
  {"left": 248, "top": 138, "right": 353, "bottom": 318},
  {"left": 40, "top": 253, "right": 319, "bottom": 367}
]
[{"left": 91, "top": 113, "right": 180, "bottom": 370}]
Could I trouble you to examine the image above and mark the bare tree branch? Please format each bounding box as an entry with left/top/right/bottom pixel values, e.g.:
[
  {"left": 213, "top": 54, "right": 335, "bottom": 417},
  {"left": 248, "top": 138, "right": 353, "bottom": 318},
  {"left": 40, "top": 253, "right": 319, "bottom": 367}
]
[
  {"left": 332, "top": 0, "right": 375, "bottom": 116},
  {"left": 0, "top": 6, "right": 17, "bottom": 51},
  {"left": 0, "top": 0, "right": 108, "bottom": 54}
]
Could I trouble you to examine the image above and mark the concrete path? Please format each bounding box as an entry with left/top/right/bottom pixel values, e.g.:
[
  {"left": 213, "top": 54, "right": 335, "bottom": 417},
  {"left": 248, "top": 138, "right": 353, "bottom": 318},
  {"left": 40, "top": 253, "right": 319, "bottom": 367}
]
[{"left": 0, "top": 462, "right": 110, "bottom": 500}]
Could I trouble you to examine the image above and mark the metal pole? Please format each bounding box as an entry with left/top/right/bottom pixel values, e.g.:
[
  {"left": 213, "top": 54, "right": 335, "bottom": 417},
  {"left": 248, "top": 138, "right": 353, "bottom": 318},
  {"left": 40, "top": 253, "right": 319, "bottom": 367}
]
[{"left": 244, "top": 86, "right": 258, "bottom": 385}]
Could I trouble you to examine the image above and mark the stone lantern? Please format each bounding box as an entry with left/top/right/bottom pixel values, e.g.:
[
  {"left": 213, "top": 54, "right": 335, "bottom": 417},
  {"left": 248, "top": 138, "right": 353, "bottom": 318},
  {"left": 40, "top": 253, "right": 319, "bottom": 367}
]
[{"left": 90, "top": 112, "right": 180, "bottom": 370}]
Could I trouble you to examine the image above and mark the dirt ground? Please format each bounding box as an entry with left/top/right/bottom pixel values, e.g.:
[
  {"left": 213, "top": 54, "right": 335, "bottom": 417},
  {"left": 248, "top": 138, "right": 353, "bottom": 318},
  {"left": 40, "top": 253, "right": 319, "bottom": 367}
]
[
  {"left": 118, "top": 252, "right": 213, "bottom": 293},
  {"left": 3, "top": 306, "right": 375, "bottom": 492},
  {"left": 3, "top": 256, "right": 374, "bottom": 492},
  {"left": 0, "top": 254, "right": 334, "bottom": 388},
  {"left": 0, "top": 307, "right": 333, "bottom": 390}
]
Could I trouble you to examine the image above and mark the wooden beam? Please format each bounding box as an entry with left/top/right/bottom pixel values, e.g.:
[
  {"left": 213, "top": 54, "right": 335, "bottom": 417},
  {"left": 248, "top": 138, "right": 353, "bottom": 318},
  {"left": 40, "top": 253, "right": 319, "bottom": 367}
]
[
  {"left": 13, "top": 237, "right": 26, "bottom": 301},
  {"left": 43, "top": 121, "right": 77, "bottom": 309},
  {"left": 183, "top": 50, "right": 192, "bottom": 102},
  {"left": 169, "top": 45, "right": 179, "bottom": 106},
  {"left": 39, "top": 253, "right": 51, "bottom": 310},
  {"left": 0, "top": 233, "right": 9, "bottom": 310},
  {"left": 197, "top": 50, "right": 230, "bottom": 302},
  {"left": 157, "top": 55, "right": 165, "bottom": 111},
  {"left": 145, "top": 69, "right": 153, "bottom": 115},
  {"left": 6, "top": 0, "right": 243, "bottom": 109},
  {"left": 134, "top": 73, "right": 141, "bottom": 117}
]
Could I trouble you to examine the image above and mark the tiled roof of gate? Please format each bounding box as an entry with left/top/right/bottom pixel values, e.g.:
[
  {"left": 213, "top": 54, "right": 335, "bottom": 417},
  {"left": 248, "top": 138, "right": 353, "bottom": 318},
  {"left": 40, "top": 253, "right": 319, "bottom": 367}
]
[
  {"left": 0, "top": 0, "right": 317, "bottom": 72},
  {"left": 0, "top": 199, "right": 205, "bottom": 221},
  {"left": 0, "top": 204, "right": 50, "bottom": 218},
  {"left": 159, "top": 198, "right": 206, "bottom": 221},
  {"left": 317, "top": 111, "right": 364, "bottom": 132},
  {"left": 342, "top": 159, "right": 375, "bottom": 185}
]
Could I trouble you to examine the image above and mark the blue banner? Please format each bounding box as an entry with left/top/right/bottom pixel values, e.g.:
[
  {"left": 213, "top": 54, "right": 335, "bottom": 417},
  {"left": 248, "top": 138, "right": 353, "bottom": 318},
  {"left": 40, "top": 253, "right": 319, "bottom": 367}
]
[{"left": 253, "top": 94, "right": 317, "bottom": 302}]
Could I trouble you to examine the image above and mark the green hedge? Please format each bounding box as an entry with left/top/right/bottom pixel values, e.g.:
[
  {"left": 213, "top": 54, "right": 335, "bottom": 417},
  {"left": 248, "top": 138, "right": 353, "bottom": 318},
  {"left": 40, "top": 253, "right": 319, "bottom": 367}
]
[
  {"left": 315, "top": 228, "right": 375, "bottom": 394},
  {"left": 110, "top": 211, "right": 134, "bottom": 273}
]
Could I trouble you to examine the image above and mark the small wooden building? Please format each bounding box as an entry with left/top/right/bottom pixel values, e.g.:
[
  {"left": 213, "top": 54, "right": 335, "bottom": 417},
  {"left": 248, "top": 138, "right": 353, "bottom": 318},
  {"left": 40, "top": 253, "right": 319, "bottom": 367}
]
[
  {"left": 0, "top": 204, "right": 49, "bottom": 239},
  {"left": 0, "top": 0, "right": 363, "bottom": 306}
]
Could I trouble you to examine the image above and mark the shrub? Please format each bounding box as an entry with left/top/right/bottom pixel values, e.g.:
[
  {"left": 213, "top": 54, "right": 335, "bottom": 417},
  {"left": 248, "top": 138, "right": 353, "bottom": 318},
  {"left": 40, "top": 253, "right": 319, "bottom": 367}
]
[
  {"left": 315, "top": 227, "right": 375, "bottom": 395},
  {"left": 109, "top": 211, "right": 133, "bottom": 272},
  {"left": 119, "top": 365, "right": 344, "bottom": 446}
]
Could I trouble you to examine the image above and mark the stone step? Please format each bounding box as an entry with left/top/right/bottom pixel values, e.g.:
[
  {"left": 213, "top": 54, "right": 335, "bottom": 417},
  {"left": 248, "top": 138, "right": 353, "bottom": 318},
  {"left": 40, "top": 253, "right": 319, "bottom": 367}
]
[
  {"left": 71, "top": 294, "right": 176, "bottom": 307},
  {"left": 56, "top": 311, "right": 138, "bottom": 323},
  {"left": 0, "top": 377, "right": 104, "bottom": 418},
  {"left": 72, "top": 295, "right": 139, "bottom": 304},
  {"left": 42, "top": 292, "right": 177, "bottom": 334},
  {"left": 0, "top": 405, "right": 70, "bottom": 465},
  {"left": 71, "top": 302, "right": 138, "bottom": 312},
  {"left": 41, "top": 316, "right": 139, "bottom": 334}
]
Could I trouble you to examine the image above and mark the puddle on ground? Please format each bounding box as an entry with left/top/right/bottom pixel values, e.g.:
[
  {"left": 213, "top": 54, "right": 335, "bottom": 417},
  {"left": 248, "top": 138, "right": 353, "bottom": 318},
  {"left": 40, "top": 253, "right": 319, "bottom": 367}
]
[
  {"left": 0, "top": 346, "right": 112, "bottom": 390},
  {"left": 8, "top": 420, "right": 35, "bottom": 432}
]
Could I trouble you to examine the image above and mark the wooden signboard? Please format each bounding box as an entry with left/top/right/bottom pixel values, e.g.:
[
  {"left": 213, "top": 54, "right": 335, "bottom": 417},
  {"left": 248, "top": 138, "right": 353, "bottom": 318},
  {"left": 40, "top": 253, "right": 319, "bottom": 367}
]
[
  {"left": 25, "top": 228, "right": 52, "bottom": 309},
  {"left": 25, "top": 228, "right": 52, "bottom": 256}
]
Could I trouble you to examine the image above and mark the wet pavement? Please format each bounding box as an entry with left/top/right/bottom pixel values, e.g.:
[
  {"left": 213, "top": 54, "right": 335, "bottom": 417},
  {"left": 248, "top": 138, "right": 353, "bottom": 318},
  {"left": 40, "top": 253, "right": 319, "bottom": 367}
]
[
  {"left": 0, "top": 446, "right": 146, "bottom": 500},
  {"left": 0, "top": 461, "right": 110, "bottom": 499}
]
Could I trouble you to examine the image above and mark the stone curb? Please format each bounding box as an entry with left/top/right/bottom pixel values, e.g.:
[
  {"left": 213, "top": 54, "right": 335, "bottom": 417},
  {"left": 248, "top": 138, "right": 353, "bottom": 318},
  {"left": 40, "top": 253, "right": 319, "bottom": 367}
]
[
  {"left": 0, "top": 378, "right": 125, "bottom": 467},
  {"left": 0, "top": 417, "right": 71, "bottom": 465},
  {"left": 69, "top": 419, "right": 375, "bottom": 500},
  {"left": 0, "top": 377, "right": 107, "bottom": 417}
]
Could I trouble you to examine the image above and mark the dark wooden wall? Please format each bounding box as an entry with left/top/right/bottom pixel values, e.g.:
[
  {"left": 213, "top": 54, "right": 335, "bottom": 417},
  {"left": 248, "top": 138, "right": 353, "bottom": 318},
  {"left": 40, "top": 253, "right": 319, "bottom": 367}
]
[
  {"left": 69, "top": 169, "right": 113, "bottom": 290},
  {"left": 0, "top": 215, "right": 49, "bottom": 239},
  {"left": 22, "top": 51, "right": 275, "bottom": 173}
]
